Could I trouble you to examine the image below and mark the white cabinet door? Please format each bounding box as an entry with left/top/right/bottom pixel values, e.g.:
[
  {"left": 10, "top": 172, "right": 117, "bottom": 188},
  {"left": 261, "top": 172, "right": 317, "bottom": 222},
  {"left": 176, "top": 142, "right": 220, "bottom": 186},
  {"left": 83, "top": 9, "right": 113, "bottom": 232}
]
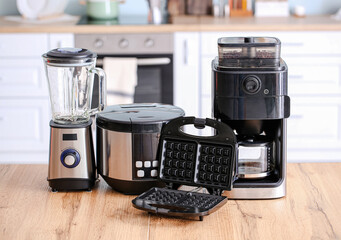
[
  {"left": 174, "top": 32, "right": 200, "bottom": 117},
  {"left": 287, "top": 96, "right": 341, "bottom": 162},
  {"left": 275, "top": 31, "right": 341, "bottom": 56},
  {"left": 0, "top": 33, "right": 48, "bottom": 57},
  {"left": 0, "top": 58, "right": 48, "bottom": 97},
  {"left": 286, "top": 56, "right": 341, "bottom": 95},
  {"left": 0, "top": 98, "right": 50, "bottom": 154},
  {"left": 201, "top": 56, "right": 214, "bottom": 97}
]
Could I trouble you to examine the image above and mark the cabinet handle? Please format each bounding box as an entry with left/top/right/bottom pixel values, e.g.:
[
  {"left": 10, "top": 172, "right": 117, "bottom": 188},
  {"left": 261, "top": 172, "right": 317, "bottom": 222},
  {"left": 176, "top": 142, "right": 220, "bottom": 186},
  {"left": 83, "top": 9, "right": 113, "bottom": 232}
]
[
  {"left": 183, "top": 39, "right": 188, "bottom": 65},
  {"left": 289, "top": 75, "right": 303, "bottom": 80},
  {"left": 282, "top": 43, "right": 304, "bottom": 47},
  {"left": 290, "top": 115, "right": 303, "bottom": 119},
  {"left": 57, "top": 40, "right": 66, "bottom": 48},
  {"left": 96, "top": 57, "right": 171, "bottom": 66}
]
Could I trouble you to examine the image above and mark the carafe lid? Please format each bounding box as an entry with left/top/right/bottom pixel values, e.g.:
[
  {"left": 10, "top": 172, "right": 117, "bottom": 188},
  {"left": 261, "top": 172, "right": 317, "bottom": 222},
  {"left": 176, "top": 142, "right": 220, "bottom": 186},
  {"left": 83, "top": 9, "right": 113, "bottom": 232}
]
[{"left": 42, "top": 48, "right": 97, "bottom": 66}]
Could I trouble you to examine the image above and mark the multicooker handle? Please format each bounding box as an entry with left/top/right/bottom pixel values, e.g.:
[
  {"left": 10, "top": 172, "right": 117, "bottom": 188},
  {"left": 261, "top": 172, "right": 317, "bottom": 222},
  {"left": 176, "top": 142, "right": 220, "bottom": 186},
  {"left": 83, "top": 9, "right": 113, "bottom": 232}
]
[{"left": 89, "top": 67, "right": 106, "bottom": 115}]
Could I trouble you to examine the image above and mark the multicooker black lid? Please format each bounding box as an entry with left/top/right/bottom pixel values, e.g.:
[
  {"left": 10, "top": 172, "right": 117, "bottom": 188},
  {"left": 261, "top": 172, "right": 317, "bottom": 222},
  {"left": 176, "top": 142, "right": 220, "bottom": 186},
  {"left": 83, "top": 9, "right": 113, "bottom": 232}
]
[{"left": 96, "top": 103, "right": 185, "bottom": 133}]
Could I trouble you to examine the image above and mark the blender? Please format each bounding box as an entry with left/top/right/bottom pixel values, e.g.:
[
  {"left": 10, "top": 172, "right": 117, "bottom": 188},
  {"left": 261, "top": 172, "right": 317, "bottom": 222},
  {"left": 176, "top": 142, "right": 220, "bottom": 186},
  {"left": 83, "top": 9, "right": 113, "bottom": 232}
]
[{"left": 43, "top": 48, "right": 106, "bottom": 191}]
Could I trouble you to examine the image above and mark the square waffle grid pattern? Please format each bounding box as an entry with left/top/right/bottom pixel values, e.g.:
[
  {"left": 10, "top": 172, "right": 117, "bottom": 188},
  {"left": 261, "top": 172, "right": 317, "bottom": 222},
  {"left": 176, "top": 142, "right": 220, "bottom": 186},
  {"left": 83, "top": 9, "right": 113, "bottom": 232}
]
[
  {"left": 139, "top": 187, "right": 226, "bottom": 211},
  {"left": 160, "top": 139, "right": 234, "bottom": 189},
  {"left": 195, "top": 144, "right": 233, "bottom": 187},
  {"left": 160, "top": 140, "right": 197, "bottom": 184}
]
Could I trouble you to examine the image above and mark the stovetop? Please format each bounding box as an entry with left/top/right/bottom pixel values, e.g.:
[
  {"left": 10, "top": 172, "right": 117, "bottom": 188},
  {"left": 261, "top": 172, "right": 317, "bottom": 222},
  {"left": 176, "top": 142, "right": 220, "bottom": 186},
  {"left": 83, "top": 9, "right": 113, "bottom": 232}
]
[{"left": 77, "top": 15, "right": 169, "bottom": 26}]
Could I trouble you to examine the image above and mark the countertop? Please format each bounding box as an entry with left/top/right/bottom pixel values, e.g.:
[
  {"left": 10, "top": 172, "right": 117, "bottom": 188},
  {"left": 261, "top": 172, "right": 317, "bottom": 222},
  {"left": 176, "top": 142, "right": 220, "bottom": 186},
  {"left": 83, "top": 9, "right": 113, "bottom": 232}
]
[
  {"left": 0, "top": 163, "right": 340, "bottom": 239},
  {"left": 1, "top": 15, "right": 341, "bottom": 33}
]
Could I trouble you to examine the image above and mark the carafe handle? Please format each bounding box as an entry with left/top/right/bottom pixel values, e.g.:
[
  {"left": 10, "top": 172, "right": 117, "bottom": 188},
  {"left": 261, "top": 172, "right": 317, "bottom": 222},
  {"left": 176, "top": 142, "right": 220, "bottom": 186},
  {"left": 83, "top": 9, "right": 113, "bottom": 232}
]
[{"left": 89, "top": 67, "right": 106, "bottom": 115}]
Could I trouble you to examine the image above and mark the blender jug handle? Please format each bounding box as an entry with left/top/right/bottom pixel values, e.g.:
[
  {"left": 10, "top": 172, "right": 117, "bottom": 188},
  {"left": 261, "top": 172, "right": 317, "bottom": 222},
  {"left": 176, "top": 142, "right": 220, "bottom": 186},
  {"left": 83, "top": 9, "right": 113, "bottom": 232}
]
[{"left": 89, "top": 67, "right": 106, "bottom": 115}]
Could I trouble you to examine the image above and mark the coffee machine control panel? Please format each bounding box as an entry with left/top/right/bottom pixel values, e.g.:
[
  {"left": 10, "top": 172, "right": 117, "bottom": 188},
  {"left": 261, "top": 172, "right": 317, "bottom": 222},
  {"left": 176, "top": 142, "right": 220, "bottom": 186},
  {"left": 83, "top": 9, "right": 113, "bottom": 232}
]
[{"left": 60, "top": 149, "right": 80, "bottom": 168}]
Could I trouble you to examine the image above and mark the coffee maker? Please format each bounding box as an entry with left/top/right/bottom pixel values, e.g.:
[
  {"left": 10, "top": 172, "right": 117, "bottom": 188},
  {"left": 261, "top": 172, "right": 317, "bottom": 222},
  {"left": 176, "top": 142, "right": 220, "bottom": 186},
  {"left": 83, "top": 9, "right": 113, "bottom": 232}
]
[
  {"left": 212, "top": 37, "right": 290, "bottom": 199},
  {"left": 43, "top": 48, "right": 106, "bottom": 191}
]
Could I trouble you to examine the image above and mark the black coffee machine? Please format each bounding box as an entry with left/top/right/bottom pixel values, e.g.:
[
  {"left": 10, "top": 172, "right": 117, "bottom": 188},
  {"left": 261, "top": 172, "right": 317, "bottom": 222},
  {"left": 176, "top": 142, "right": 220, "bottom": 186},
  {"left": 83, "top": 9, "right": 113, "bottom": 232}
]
[{"left": 212, "top": 37, "right": 290, "bottom": 199}]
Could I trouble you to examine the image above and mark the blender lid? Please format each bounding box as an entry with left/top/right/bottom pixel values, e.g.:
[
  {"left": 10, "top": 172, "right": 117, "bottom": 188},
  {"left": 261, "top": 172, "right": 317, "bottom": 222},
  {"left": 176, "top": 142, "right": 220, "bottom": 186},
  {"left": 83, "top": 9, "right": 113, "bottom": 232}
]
[
  {"left": 42, "top": 48, "right": 97, "bottom": 66},
  {"left": 96, "top": 103, "right": 185, "bottom": 133},
  {"left": 44, "top": 48, "right": 96, "bottom": 59}
]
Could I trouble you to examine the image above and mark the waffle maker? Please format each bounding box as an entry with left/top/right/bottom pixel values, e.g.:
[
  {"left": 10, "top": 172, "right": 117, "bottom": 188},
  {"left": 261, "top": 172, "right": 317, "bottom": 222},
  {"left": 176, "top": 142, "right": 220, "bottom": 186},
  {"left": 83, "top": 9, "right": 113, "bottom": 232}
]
[{"left": 132, "top": 117, "right": 237, "bottom": 220}]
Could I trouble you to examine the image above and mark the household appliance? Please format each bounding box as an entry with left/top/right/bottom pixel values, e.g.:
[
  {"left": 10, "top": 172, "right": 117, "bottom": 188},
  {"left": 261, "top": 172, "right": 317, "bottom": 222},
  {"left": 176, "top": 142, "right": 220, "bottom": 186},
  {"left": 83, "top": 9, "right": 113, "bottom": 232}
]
[
  {"left": 75, "top": 33, "right": 173, "bottom": 105},
  {"left": 43, "top": 47, "right": 106, "bottom": 191},
  {"left": 132, "top": 117, "right": 237, "bottom": 221},
  {"left": 212, "top": 37, "right": 290, "bottom": 199},
  {"left": 96, "top": 103, "right": 184, "bottom": 194}
]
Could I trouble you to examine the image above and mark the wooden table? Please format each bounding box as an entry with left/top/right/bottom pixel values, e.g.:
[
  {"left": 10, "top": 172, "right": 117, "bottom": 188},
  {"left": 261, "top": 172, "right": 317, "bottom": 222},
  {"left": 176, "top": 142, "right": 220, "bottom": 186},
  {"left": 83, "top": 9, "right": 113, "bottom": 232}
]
[{"left": 0, "top": 163, "right": 340, "bottom": 239}]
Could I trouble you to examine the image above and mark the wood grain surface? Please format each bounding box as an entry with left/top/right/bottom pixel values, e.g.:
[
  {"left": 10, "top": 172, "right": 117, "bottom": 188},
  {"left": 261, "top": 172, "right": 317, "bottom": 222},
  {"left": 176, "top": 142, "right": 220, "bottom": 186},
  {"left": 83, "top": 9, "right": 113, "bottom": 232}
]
[
  {"left": 0, "top": 163, "right": 340, "bottom": 240},
  {"left": 1, "top": 15, "right": 341, "bottom": 33}
]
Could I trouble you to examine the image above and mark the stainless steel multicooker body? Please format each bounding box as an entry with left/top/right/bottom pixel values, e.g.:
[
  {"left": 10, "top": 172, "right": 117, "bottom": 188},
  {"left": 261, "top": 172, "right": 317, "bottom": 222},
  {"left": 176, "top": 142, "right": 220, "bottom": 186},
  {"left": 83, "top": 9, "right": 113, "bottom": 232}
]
[
  {"left": 212, "top": 37, "right": 290, "bottom": 199},
  {"left": 96, "top": 103, "right": 185, "bottom": 194}
]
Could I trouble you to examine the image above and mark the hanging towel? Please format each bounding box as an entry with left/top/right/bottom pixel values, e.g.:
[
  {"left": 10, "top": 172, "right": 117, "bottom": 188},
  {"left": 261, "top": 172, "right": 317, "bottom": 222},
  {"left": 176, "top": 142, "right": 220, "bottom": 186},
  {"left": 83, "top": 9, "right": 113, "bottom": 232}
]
[{"left": 103, "top": 57, "right": 138, "bottom": 105}]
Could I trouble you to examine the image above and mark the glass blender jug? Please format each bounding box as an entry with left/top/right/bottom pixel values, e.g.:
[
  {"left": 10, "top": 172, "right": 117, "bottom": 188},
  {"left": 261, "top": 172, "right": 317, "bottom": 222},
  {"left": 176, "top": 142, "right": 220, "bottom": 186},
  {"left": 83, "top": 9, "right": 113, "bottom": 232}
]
[{"left": 43, "top": 48, "right": 106, "bottom": 124}]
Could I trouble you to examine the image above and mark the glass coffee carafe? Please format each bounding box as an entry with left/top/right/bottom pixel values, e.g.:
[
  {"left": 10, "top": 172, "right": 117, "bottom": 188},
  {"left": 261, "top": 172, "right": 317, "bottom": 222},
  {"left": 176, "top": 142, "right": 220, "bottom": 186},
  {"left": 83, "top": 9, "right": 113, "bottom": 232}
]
[{"left": 43, "top": 48, "right": 106, "bottom": 124}]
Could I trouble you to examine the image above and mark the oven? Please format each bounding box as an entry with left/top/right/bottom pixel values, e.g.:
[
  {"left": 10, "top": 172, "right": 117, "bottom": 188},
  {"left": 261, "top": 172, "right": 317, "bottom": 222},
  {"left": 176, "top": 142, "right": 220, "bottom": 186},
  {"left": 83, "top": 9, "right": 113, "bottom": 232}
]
[{"left": 75, "top": 33, "right": 173, "bottom": 107}]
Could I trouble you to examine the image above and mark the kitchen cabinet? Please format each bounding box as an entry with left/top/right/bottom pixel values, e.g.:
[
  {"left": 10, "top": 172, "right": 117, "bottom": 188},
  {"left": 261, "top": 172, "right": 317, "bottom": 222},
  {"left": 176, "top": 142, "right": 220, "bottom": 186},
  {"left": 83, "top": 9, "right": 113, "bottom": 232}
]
[
  {"left": 173, "top": 32, "right": 200, "bottom": 117},
  {"left": 174, "top": 32, "right": 204, "bottom": 135},
  {"left": 199, "top": 31, "right": 341, "bottom": 162},
  {"left": 0, "top": 33, "right": 74, "bottom": 163}
]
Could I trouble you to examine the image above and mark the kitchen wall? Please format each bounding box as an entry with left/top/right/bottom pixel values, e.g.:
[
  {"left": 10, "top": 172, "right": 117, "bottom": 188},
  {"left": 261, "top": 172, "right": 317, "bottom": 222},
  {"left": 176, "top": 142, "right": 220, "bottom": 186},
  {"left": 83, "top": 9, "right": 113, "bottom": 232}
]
[
  {"left": 0, "top": 0, "right": 149, "bottom": 16},
  {"left": 1, "top": 0, "right": 341, "bottom": 16}
]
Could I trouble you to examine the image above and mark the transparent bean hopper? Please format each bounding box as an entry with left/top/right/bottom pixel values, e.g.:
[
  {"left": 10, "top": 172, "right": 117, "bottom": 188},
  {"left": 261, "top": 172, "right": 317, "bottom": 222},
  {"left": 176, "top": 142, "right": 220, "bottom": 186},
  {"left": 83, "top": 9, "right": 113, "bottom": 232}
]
[
  {"left": 217, "top": 37, "right": 281, "bottom": 69},
  {"left": 43, "top": 48, "right": 106, "bottom": 191}
]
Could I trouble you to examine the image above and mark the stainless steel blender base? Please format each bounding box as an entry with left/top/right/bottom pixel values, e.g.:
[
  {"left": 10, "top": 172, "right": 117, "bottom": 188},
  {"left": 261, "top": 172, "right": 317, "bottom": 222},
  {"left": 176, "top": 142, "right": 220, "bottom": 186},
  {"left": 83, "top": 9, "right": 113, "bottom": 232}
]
[{"left": 47, "top": 120, "right": 96, "bottom": 191}]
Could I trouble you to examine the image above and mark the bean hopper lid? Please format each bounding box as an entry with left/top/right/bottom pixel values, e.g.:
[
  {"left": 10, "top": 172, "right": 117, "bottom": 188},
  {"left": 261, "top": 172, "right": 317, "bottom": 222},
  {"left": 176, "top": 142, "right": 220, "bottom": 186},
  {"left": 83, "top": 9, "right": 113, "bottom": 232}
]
[
  {"left": 96, "top": 103, "right": 185, "bottom": 133},
  {"left": 42, "top": 48, "right": 97, "bottom": 66},
  {"left": 217, "top": 37, "right": 282, "bottom": 70}
]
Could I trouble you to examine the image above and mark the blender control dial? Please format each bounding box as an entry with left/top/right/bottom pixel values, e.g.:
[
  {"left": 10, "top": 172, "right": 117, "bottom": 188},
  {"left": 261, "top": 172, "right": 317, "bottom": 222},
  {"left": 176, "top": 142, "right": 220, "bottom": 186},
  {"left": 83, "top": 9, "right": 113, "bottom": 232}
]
[{"left": 60, "top": 149, "right": 80, "bottom": 168}]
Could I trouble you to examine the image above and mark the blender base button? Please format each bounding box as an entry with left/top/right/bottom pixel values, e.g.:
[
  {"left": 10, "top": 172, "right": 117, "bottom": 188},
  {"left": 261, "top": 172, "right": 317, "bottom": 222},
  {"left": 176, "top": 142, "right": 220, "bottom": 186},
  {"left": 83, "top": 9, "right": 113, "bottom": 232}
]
[
  {"left": 151, "top": 170, "right": 158, "bottom": 177},
  {"left": 137, "top": 170, "right": 145, "bottom": 177},
  {"left": 64, "top": 155, "right": 76, "bottom": 166},
  {"left": 136, "top": 161, "right": 143, "bottom": 168},
  {"left": 152, "top": 160, "right": 158, "bottom": 167},
  {"left": 144, "top": 161, "right": 151, "bottom": 168}
]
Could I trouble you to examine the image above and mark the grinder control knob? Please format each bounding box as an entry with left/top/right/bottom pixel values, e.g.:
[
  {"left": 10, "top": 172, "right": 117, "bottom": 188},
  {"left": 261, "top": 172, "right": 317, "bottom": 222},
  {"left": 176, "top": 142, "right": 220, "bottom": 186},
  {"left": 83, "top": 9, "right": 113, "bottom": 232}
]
[
  {"left": 243, "top": 76, "right": 261, "bottom": 94},
  {"left": 60, "top": 149, "right": 80, "bottom": 168}
]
